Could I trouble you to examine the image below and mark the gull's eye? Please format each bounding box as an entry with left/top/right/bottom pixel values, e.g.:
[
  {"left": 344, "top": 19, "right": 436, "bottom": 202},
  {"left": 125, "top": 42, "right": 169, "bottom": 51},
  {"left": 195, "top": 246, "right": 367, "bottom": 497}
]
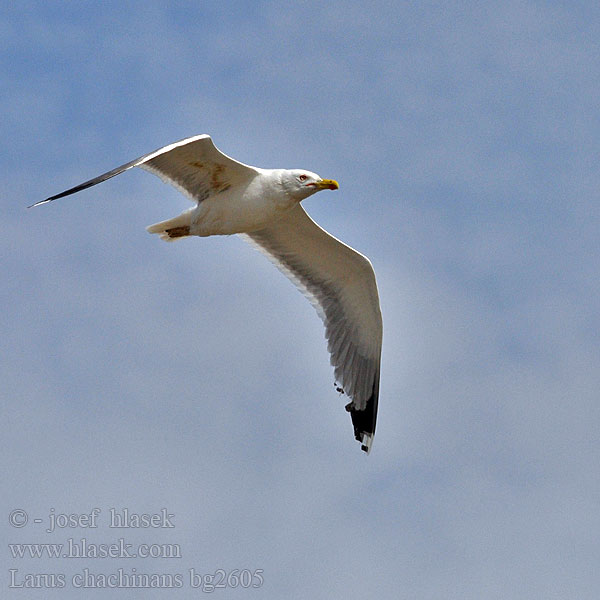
[{"left": 299, "top": 174, "right": 308, "bottom": 182}]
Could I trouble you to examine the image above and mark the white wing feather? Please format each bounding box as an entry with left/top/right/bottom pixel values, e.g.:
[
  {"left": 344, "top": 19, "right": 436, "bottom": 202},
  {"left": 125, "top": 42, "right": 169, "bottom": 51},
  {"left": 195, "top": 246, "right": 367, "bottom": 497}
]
[
  {"left": 240, "top": 204, "right": 383, "bottom": 452},
  {"left": 139, "top": 135, "right": 258, "bottom": 203},
  {"left": 30, "top": 135, "right": 258, "bottom": 207}
]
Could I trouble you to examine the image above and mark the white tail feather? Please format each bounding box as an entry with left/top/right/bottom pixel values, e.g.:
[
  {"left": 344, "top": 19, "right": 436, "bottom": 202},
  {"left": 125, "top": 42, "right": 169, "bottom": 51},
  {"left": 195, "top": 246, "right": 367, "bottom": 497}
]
[{"left": 146, "top": 212, "right": 191, "bottom": 242}]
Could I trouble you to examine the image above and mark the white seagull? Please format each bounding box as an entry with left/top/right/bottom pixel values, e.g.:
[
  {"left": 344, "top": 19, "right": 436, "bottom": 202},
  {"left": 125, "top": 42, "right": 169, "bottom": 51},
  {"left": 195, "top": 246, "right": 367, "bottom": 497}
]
[{"left": 32, "top": 135, "right": 383, "bottom": 453}]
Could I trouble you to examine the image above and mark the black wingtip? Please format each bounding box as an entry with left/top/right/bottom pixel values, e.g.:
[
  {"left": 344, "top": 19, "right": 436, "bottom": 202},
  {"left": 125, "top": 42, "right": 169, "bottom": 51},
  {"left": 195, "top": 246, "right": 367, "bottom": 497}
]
[
  {"left": 347, "top": 376, "right": 379, "bottom": 454},
  {"left": 30, "top": 153, "right": 144, "bottom": 211},
  {"left": 27, "top": 198, "right": 53, "bottom": 209}
]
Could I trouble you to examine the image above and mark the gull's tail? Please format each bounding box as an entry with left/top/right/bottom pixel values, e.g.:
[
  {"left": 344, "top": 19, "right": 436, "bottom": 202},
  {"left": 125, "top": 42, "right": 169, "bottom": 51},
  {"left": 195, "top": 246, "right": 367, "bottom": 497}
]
[{"left": 146, "top": 212, "right": 192, "bottom": 242}]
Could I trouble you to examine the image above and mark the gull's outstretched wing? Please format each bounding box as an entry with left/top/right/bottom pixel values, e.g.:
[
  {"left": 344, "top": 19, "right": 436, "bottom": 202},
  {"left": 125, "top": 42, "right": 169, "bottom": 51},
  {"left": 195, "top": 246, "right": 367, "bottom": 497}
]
[
  {"left": 241, "top": 204, "right": 383, "bottom": 453},
  {"left": 30, "top": 135, "right": 258, "bottom": 208}
]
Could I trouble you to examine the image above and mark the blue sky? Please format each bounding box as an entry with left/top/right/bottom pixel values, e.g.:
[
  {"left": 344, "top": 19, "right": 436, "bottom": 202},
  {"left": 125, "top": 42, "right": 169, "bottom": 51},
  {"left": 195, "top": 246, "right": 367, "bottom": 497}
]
[{"left": 3, "top": 1, "right": 600, "bottom": 598}]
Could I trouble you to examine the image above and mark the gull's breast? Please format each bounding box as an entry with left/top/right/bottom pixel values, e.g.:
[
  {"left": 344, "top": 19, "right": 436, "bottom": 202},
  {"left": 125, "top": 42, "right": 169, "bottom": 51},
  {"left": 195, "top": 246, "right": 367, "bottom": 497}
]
[{"left": 189, "top": 175, "right": 294, "bottom": 236}]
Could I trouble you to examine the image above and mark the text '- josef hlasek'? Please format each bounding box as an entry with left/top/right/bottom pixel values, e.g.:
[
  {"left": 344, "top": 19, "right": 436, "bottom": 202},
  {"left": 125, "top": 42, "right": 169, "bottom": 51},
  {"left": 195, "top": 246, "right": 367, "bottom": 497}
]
[{"left": 39, "top": 508, "right": 174, "bottom": 533}]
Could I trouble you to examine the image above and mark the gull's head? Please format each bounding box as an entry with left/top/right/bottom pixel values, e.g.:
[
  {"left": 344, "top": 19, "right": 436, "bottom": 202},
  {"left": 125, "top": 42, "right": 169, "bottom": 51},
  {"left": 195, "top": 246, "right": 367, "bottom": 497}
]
[{"left": 281, "top": 169, "right": 339, "bottom": 201}]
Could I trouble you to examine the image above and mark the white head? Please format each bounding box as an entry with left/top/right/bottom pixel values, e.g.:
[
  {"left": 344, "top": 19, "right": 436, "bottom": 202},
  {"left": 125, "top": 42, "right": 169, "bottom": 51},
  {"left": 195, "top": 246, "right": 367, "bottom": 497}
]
[{"left": 279, "top": 169, "right": 339, "bottom": 202}]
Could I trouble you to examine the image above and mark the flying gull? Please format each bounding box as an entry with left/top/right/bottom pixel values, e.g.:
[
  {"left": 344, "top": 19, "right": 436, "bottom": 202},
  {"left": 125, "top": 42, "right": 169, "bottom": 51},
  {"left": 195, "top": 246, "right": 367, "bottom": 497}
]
[{"left": 32, "top": 135, "right": 383, "bottom": 453}]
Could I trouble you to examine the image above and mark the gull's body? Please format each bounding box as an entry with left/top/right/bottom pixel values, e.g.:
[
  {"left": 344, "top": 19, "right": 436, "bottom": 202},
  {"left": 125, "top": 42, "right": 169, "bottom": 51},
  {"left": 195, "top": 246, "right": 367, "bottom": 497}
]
[{"left": 33, "top": 135, "right": 383, "bottom": 453}]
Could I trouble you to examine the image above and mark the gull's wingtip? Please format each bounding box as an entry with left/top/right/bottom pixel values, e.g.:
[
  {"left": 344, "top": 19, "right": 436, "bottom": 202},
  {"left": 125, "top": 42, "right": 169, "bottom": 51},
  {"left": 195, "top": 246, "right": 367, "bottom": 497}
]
[
  {"left": 360, "top": 433, "right": 373, "bottom": 454},
  {"left": 27, "top": 198, "right": 53, "bottom": 209}
]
